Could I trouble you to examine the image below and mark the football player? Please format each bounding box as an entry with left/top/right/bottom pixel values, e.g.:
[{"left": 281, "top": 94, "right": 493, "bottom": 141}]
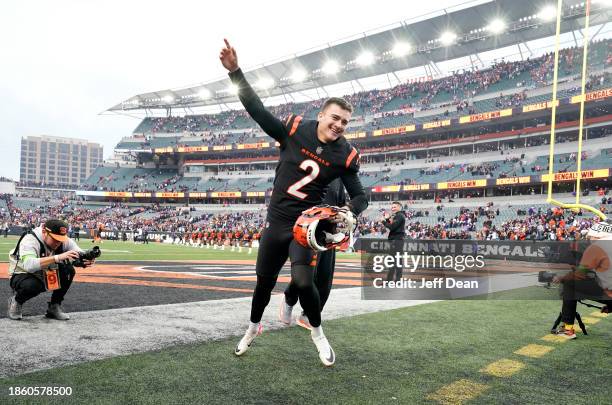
[{"left": 220, "top": 39, "right": 367, "bottom": 366}]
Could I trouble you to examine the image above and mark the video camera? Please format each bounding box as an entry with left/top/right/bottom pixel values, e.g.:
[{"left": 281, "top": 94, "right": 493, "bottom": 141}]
[
  {"left": 538, "top": 271, "right": 555, "bottom": 284},
  {"left": 539, "top": 268, "right": 600, "bottom": 283},
  {"left": 72, "top": 246, "right": 101, "bottom": 268},
  {"left": 538, "top": 270, "right": 573, "bottom": 288}
]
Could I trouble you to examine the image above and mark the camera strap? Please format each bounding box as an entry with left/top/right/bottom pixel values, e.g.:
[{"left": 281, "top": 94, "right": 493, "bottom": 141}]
[
  {"left": 11, "top": 231, "right": 45, "bottom": 261},
  {"left": 9, "top": 231, "right": 48, "bottom": 284},
  {"left": 10, "top": 232, "right": 30, "bottom": 262},
  {"left": 31, "top": 232, "right": 46, "bottom": 257}
]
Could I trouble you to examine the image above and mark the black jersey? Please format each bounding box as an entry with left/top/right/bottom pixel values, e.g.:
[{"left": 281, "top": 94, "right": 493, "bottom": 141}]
[
  {"left": 229, "top": 68, "right": 367, "bottom": 222},
  {"left": 268, "top": 115, "right": 360, "bottom": 220},
  {"left": 323, "top": 178, "right": 347, "bottom": 207}
]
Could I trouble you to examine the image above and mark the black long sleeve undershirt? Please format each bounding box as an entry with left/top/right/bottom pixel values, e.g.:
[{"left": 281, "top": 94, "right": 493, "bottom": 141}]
[
  {"left": 341, "top": 174, "right": 368, "bottom": 216},
  {"left": 228, "top": 68, "right": 288, "bottom": 145}
]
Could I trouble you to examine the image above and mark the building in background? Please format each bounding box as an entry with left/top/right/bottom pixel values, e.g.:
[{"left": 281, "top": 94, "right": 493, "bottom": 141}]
[{"left": 19, "top": 135, "right": 103, "bottom": 187}]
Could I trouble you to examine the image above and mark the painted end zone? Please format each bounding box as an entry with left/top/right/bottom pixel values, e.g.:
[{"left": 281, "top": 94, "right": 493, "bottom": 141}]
[{"left": 0, "top": 259, "right": 363, "bottom": 318}]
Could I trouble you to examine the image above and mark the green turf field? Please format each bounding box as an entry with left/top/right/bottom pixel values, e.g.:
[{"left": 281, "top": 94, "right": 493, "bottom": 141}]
[
  {"left": 0, "top": 297, "right": 609, "bottom": 404},
  {"left": 0, "top": 236, "right": 359, "bottom": 262},
  {"left": 1, "top": 236, "right": 609, "bottom": 404}
]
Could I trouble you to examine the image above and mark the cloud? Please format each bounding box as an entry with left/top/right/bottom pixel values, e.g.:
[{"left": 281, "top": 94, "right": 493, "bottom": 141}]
[{"left": 0, "top": 0, "right": 465, "bottom": 180}]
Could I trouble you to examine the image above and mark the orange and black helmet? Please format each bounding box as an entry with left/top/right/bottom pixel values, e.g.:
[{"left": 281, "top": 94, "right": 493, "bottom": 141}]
[{"left": 293, "top": 205, "right": 355, "bottom": 252}]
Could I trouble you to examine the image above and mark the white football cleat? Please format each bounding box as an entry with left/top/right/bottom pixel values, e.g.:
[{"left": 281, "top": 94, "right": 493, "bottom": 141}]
[
  {"left": 279, "top": 298, "right": 293, "bottom": 325},
  {"left": 311, "top": 333, "right": 335, "bottom": 367},
  {"left": 234, "top": 323, "right": 263, "bottom": 356}
]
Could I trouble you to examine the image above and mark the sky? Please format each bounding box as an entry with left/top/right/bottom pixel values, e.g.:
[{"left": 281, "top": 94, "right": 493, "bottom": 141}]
[
  {"left": 0, "top": 0, "right": 607, "bottom": 181},
  {"left": 0, "top": 0, "right": 487, "bottom": 180}
]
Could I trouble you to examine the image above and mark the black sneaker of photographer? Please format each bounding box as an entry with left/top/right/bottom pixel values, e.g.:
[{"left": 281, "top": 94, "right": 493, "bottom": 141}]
[{"left": 46, "top": 303, "right": 70, "bottom": 320}]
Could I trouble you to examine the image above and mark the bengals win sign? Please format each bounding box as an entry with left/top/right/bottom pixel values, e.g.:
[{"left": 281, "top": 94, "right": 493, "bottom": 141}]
[
  {"left": 437, "top": 179, "right": 487, "bottom": 189},
  {"left": 459, "top": 109, "right": 512, "bottom": 124},
  {"left": 495, "top": 176, "right": 531, "bottom": 185},
  {"left": 540, "top": 169, "right": 610, "bottom": 182}
]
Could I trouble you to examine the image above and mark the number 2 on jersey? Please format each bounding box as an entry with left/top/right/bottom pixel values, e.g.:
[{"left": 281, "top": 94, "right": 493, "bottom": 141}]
[{"left": 287, "top": 160, "right": 320, "bottom": 199}]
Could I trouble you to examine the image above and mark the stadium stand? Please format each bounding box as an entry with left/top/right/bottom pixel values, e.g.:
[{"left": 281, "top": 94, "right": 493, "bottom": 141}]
[
  {"left": 115, "top": 39, "right": 612, "bottom": 152},
  {"left": 9, "top": 39, "right": 611, "bottom": 242}
]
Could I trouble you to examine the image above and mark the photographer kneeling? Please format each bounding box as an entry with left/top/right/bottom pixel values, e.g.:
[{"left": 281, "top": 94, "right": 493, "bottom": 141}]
[
  {"left": 7, "top": 219, "right": 97, "bottom": 321},
  {"left": 553, "top": 221, "right": 612, "bottom": 339}
]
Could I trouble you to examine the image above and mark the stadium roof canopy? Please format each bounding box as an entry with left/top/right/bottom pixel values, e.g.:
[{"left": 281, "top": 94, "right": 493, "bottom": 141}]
[{"left": 107, "top": 0, "right": 611, "bottom": 113}]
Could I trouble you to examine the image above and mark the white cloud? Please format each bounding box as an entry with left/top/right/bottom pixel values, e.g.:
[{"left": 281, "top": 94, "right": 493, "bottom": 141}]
[{"left": 0, "top": 0, "right": 474, "bottom": 179}]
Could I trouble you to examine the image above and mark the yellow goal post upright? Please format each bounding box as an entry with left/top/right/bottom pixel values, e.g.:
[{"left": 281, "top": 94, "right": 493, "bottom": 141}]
[{"left": 546, "top": 0, "right": 607, "bottom": 220}]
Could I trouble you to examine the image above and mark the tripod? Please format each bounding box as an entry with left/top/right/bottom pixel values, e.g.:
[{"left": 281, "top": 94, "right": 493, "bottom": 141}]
[{"left": 551, "top": 300, "right": 607, "bottom": 335}]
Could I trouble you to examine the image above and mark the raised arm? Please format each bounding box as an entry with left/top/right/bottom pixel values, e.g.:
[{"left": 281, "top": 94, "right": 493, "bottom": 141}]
[{"left": 219, "top": 39, "right": 288, "bottom": 144}]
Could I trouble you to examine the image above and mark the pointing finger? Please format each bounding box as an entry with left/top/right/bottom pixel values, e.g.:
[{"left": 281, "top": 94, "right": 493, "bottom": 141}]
[{"left": 224, "top": 38, "right": 231, "bottom": 49}]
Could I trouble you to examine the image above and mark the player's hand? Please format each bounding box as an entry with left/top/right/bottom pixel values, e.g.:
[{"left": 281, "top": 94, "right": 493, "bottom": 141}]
[
  {"left": 334, "top": 207, "right": 357, "bottom": 233},
  {"left": 220, "top": 38, "right": 239, "bottom": 72},
  {"left": 56, "top": 250, "right": 80, "bottom": 262}
]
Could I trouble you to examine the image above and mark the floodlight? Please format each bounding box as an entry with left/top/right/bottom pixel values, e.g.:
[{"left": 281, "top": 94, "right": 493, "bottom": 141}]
[
  {"left": 392, "top": 42, "right": 411, "bottom": 57},
  {"left": 439, "top": 31, "right": 457, "bottom": 46},
  {"left": 322, "top": 60, "right": 340, "bottom": 75},
  {"left": 356, "top": 51, "right": 375, "bottom": 66},
  {"left": 487, "top": 19, "right": 506, "bottom": 34},
  {"left": 538, "top": 5, "right": 558, "bottom": 21},
  {"left": 291, "top": 69, "right": 307, "bottom": 83}
]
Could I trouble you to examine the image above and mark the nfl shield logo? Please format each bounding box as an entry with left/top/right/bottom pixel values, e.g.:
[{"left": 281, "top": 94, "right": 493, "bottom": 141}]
[{"left": 316, "top": 146, "right": 323, "bottom": 154}]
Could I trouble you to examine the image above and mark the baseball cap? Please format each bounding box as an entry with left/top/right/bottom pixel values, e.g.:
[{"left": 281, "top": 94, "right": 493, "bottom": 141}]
[{"left": 44, "top": 219, "right": 69, "bottom": 242}]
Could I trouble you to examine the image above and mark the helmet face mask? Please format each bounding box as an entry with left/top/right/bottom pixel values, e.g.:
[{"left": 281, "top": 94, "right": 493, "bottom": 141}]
[
  {"left": 314, "top": 220, "right": 339, "bottom": 247},
  {"left": 293, "top": 205, "right": 355, "bottom": 252}
]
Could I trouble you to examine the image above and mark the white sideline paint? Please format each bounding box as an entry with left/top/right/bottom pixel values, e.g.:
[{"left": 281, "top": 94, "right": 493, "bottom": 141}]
[{"left": 0, "top": 288, "right": 434, "bottom": 377}]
